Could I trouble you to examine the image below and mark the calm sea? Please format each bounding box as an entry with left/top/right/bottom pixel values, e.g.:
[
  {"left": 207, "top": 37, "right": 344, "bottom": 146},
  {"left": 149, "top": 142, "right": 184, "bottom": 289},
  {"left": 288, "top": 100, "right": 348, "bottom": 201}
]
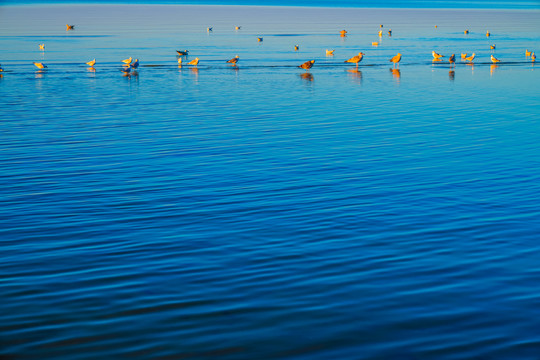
[
  {"left": 1, "top": 3, "right": 540, "bottom": 360},
  {"left": 2, "top": 0, "right": 540, "bottom": 9}
]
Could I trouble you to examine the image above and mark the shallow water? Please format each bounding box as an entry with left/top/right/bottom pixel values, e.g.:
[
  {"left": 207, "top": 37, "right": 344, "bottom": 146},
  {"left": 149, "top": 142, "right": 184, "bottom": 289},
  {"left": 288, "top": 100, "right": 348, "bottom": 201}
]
[{"left": 1, "top": 4, "right": 540, "bottom": 360}]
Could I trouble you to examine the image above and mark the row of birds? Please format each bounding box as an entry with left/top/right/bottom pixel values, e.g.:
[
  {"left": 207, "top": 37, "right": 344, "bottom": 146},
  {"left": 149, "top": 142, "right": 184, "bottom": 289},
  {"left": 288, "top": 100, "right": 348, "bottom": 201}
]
[
  {"left": 4, "top": 24, "right": 534, "bottom": 73},
  {"left": 429, "top": 50, "right": 534, "bottom": 65},
  {"left": 54, "top": 23, "right": 499, "bottom": 46},
  {"left": 62, "top": 23, "right": 494, "bottom": 37},
  {"left": 16, "top": 48, "right": 534, "bottom": 74}
]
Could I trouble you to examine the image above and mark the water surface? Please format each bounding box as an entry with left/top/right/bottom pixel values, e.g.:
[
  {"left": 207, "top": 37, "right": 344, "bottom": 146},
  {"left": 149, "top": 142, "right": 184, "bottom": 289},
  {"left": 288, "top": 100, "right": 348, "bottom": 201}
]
[
  {"left": 1, "top": 4, "right": 540, "bottom": 360},
  {"left": 2, "top": 0, "right": 540, "bottom": 9}
]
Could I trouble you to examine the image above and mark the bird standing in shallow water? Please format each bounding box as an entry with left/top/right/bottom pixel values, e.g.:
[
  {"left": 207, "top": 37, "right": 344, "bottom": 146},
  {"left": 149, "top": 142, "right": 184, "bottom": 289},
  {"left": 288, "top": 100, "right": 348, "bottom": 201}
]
[
  {"left": 465, "top": 53, "right": 475, "bottom": 62},
  {"left": 122, "top": 57, "right": 132, "bottom": 65},
  {"left": 188, "top": 57, "right": 199, "bottom": 66},
  {"left": 464, "top": 29, "right": 469, "bottom": 34},
  {"left": 490, "top": 44, "right": 496, "bottom": 50},
  {"left": 461, "top": 53, "right": 467, "bottom": 60},
  {"left": 340, "top": 30, "right": 347, "bottom": 36},
  {"left": 486, "top": 30, "right": 490, "bottom": 37},
  {"left": 531, "top": 52, "right": 536, "bottom": 62},
  {"left": 389, "top": 53, "right": 401, "bottom": 67},
  {"left": 326, "top": 49, "right": 335, "bottom": 56},
  {"left": 131, "top": 59, "right": 139, "bottom": 69},
  {"left": 33, "top": 62, "right": 47, "bottom": 69},
  {"left": 345, "top": 52, "right": 365, "bottom": 68},
  {"left": 86, "top": 59, "right": 96, "bottom": 67},
  {"left": 449, "top": 54, "right": 455, "bottom": 66},
  {"left": 39, "top": 44, "right": 45, "bottom": 50},
  {"left": 176, "top": 50, "right": 189, "bottom": 56},
  {"left": 294, "top": 45, "right": 299, "bottom": 51},
  {"left": 432, "top": 51, "right": 444, "bottom": 60},
  {"left": 66, "top": 24, "right": 74, "bottom": 30},
  {"left": 525, "top": 49, "right": 531, "bottom": 57},
  {"left": 227, "top": 55, "right": 239, "bottom": 65},
  {"left": 298, "top": 60, "right": 315, "bottom": 70},
  {"left": 257, "top": 37, "right": 263, "bottom": 42},
  {"left": 491, "top": 55, "right": 500, "bottom": 63}
]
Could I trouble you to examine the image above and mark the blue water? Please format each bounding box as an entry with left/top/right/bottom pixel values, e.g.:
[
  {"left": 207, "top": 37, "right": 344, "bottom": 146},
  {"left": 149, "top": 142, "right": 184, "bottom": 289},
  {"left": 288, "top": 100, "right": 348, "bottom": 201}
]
[
  {"left": 1, "top": 4, "right": 540, "bottom": 360},
  {"left": 2, "top": 0, "right": 540, "bottom": 9}
]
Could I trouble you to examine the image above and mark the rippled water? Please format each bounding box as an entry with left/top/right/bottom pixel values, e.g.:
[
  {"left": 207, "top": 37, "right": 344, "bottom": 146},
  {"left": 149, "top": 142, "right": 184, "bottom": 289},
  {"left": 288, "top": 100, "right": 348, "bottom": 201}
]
[{"left": 1, "top": 4, "right": 540, "bottom": 360}]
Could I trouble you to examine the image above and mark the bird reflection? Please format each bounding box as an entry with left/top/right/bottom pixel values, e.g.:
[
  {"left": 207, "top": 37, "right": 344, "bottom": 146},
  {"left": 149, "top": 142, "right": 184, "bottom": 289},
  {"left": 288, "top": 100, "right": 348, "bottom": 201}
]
[
  {"left": 300, "top": 72, "right": 314, "bottom": 81},
  {"left": 490, "top": 64, "right": 499, "bottom": 76},
  {"left": 449, "top": 70, "right": 455, "bottom": 81},
  {"left": 124, "top": 70, "right": 138, "bottom": 79},
  {"left": 87, "top": 67, "right": 96, "bottom": 72},
  {"left": 347, "top": 69, "right": 362, "bottom": 84},
  {"left": 390, "top": 68, "right": 401, "bottom": 82}
]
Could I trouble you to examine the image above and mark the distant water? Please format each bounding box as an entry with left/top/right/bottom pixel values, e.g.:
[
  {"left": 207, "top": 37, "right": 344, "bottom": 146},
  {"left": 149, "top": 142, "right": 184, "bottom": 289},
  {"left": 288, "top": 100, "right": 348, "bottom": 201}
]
[
  {"left": 2, "top": 0, "right": 540, "bottom": 9},
  {"left": 1, "top": 4, "right": 540, "bottom": 360}
]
